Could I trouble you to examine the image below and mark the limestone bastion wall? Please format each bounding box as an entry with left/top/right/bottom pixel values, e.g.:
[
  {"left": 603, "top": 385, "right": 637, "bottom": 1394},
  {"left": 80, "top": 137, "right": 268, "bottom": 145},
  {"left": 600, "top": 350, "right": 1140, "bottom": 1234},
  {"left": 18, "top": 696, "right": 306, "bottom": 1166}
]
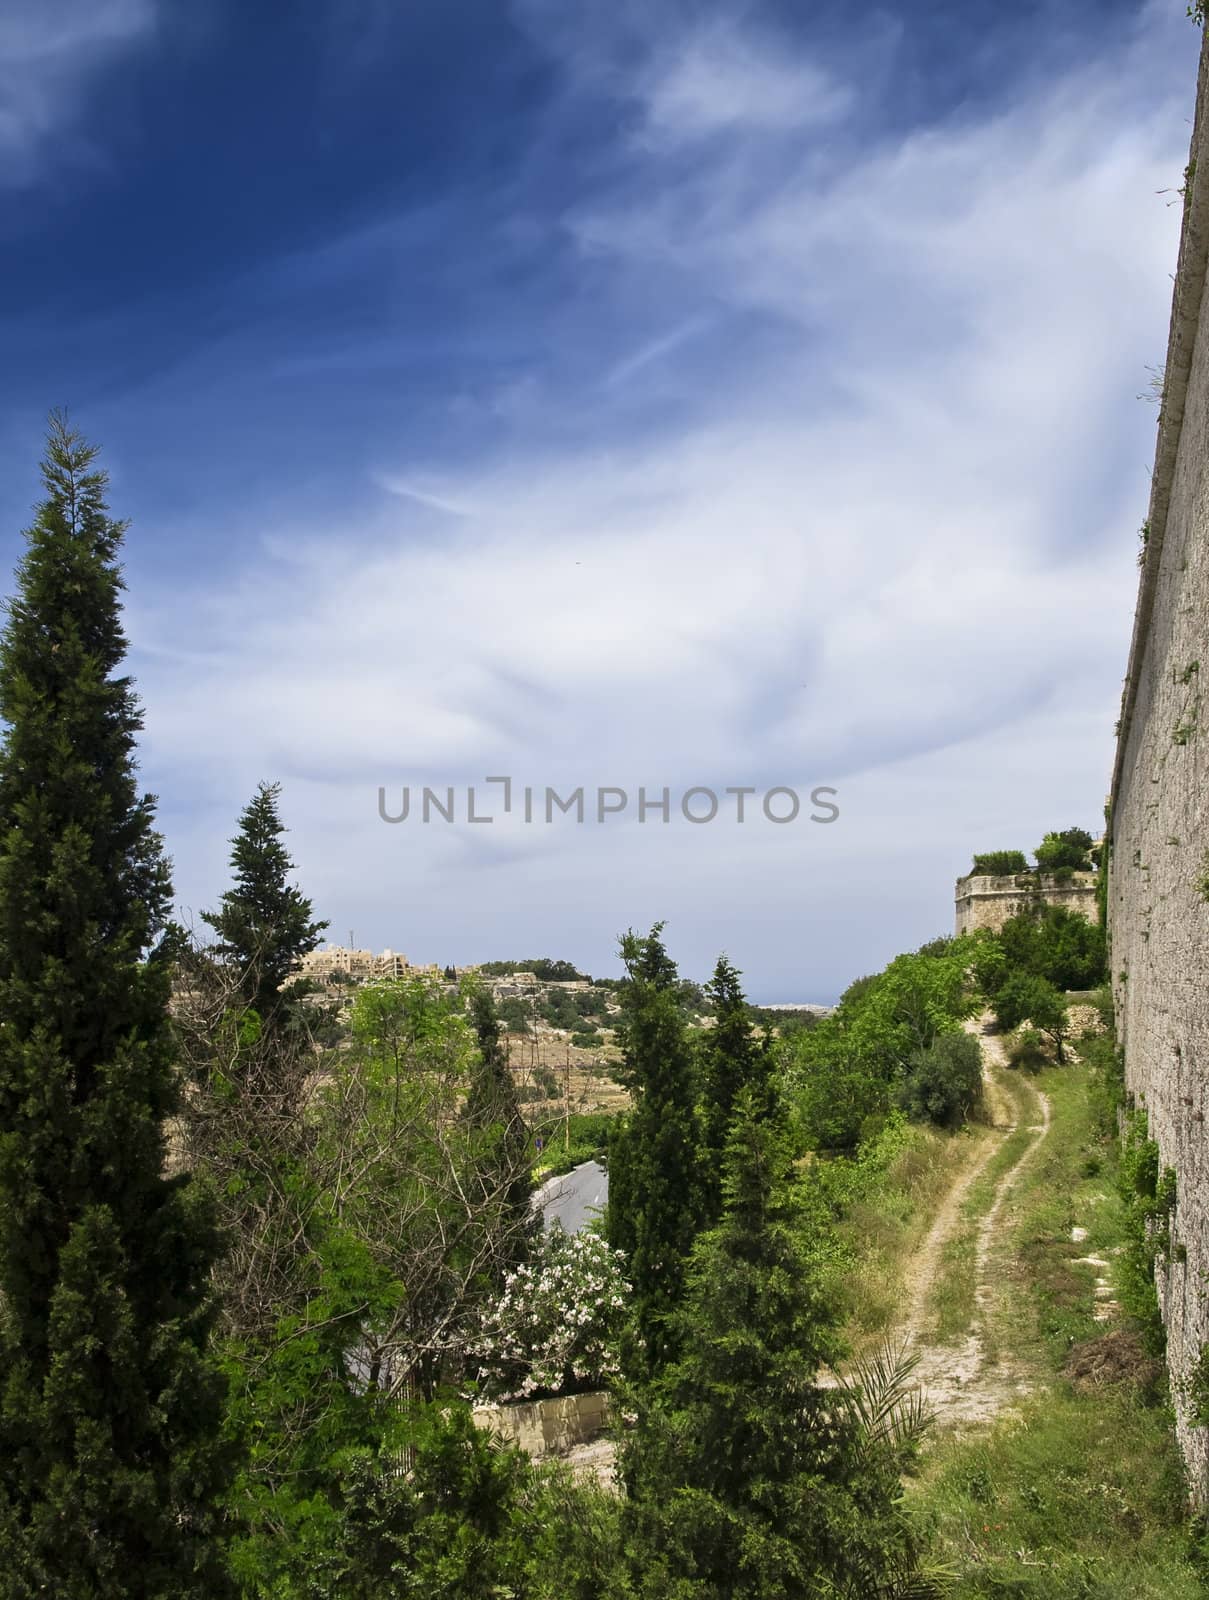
[
  {"left": 1109, "top": 30, "right": 1209, "bottom": 1502},
  {"left": 954, "top": 872, "right": 1098, "bottom": 937}
]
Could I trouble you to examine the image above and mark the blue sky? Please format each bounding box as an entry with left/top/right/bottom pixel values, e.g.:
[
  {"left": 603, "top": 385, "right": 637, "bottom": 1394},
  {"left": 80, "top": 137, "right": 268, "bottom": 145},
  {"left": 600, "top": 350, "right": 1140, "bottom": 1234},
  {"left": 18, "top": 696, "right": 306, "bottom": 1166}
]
[{"left": 0, "top": 0, "right": 1198, "bottom": 998}]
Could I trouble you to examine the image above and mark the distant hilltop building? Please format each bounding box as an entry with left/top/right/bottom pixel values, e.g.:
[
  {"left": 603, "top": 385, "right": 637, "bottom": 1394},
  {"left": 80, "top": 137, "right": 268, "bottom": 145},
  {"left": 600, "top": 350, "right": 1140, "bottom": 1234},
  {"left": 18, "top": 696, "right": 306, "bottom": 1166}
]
[
  {"left": 954, "top": 870, "right": 1099, "bottom": 936},
  {"left": 295, "top": 946, "right": 476, "bottom": 986}
]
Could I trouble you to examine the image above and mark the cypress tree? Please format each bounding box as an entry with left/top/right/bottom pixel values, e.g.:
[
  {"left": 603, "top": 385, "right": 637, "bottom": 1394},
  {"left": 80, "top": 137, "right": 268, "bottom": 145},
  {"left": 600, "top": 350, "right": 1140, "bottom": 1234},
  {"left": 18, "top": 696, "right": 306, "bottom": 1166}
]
[
  {"left": 0, "top": 417, "right": 233, "bottom": 1597},
  {"left": 605, "top": 924, "right": 706, "bottom": 1377},
  {"left": 465, "top": 987, "right": 533, "bottom": 1280},
  {"left": 202, "top": 780, "right": 327, "bottom": 1028},
  {"left": 698, "top": 954, "right": 770, "bottom": 1225},
  {"left": 622, "top": 1086, "right": 924, "bottom": 1598}
]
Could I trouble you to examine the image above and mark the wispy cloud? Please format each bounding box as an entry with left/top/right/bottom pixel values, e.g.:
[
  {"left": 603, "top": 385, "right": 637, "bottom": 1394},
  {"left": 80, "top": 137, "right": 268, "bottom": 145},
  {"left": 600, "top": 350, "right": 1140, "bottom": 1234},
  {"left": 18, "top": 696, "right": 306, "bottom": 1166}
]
[
  {"left": 0, "top": 0, "right": 157, "bottom": 186},
  {"left": 65, "top": 0, "right": 1196, "bottom": 994},
  {"left": 374, "top": 476, "right": 479, "bottom": 518},
  {"left": 636, "top": 26, "right": 853, "bottom": 145},
  {"left": 604, "top": 316, "right": 713, "bottom": 387}
]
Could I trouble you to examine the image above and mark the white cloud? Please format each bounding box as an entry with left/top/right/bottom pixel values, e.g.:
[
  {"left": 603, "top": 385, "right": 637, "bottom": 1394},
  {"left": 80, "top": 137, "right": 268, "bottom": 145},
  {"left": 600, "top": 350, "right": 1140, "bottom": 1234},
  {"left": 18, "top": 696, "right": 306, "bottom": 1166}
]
[
  {"left": 636, "top": 28, "right": 852, "bottom": 144},
  {"left": 131, "top": 3, "right": 1193, "bottom": 997}
]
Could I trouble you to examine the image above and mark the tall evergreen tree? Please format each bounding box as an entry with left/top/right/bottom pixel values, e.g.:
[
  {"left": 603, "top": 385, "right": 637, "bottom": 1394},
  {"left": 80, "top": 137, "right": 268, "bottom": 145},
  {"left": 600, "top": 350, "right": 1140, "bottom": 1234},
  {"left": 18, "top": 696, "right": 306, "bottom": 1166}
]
[
  {"left": 0, "top": 417, "right": 233, "bottom": 1597},
  {"left": 605, "top": 924, "right": 706, "bottom": 1378},
  {"left": 698, "top": 955, "right": 770, "bottom": 1225},
  {"left": 465, "top": 987, "right": 533, "bottom": 1281},
  {"left": 202, "top": 780, "right": 327, "bottom": 1027},
  {"left": 622, "top": 1085, "right": 925, "bottom": 1599}
]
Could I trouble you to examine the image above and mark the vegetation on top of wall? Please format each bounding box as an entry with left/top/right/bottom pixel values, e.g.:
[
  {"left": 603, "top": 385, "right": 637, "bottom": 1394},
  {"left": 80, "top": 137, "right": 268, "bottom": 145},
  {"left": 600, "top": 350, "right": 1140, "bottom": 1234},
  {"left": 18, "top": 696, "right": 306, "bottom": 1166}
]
[
  {"left": 970, "top": 849, "right": 1030, "bottom": 876},
  {"left": 967, "top": 829, "right": 1099, "bottom": 884},
  {"left": 1034, "top": 827, "right": 1096, "bottom": 874}
]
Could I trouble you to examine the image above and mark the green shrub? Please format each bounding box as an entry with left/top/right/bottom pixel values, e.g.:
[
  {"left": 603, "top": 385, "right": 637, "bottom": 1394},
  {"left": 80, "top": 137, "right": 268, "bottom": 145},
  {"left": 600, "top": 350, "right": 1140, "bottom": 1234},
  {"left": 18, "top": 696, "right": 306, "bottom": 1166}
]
[
  {"left": 1197, "top": 850, "right": 1209, "bottom": 903},
  {"left": 477, "top": 959, "right": 585, "bottom": 981},
  {"left": 497, "top": 996, "right": 535, "bottom": 1031},
  {"left": 1008, "top": 1027, "right": 1048, "bottom": 1073},
  {"left": 994, "top": 974, "right": 1070, "bottom": 1060},
  {"left": 469, "top": 1225, "right": 630, "bottom": 1401},
  {"left": 302, "top": 1402, "right": 617, "bottom": 1600},
  {"left": 1118, "top": 1110, "right": 1175, "bottom": 1353},
  {"left": 997, "top": 903, "right": 1107, "bottom": 992},
  {"left": 1034, "top": 826, "right": 1094, "bottom": 873},
  {"left": 971, "top": 850, "right": 1030, "bottom": 876},
  {"left": 788, "top": 937, "right": 981, "bottom": 1151},
  {"left": 1186, "top": 1343, "right": 1209, "bottom": 1427},
  {"left": 898, "top": 1030, "right": 983, "bottom": 1127}
]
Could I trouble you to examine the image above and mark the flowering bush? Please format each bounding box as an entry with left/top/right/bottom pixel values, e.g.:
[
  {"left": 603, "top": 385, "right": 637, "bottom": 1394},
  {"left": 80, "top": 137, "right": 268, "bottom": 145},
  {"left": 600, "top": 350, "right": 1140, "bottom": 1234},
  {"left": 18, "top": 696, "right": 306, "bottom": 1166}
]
[{"left": 469, "top": 1224, "right": 631, "bottom": 1402}]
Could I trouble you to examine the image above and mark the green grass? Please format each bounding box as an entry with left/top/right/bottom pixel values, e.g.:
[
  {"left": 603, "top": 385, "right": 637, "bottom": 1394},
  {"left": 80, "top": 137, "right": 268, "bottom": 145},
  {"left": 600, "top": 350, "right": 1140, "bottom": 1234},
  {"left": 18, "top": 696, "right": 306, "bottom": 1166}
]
[
  {"left": 912, "top": 1389, "right": 1202, "bottom": 1598},
  {"left": 825, "top": 1119, "right": 985, "bottom": 1347},
  {"left": 990, "top": 1051, "right": 1126, "bottom": 1368},
  {"left": 909, "top": 1049, "right": 1205, "bottom": 1596},
  {"left": 927, "top": 1069, "right": 1038, "bottom": 1348}
]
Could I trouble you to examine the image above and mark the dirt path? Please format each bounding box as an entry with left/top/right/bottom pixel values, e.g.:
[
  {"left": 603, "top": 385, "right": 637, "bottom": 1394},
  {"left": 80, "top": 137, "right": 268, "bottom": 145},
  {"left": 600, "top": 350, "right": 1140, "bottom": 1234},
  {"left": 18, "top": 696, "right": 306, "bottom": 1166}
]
[
  {"left": 546, "top": 1019, "right": 1055, "bottom": 1482},
  {"left": 895, "top": 1019, "right": 1051, "bottom": 1427}
]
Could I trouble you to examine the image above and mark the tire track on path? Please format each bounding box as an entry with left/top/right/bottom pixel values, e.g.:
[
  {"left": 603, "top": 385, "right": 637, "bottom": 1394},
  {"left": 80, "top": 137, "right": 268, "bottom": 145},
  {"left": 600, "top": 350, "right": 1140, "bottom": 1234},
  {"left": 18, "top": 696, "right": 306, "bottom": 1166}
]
[{"left": 896, "top": 1018, "right": 1050, "bottom": 1427}]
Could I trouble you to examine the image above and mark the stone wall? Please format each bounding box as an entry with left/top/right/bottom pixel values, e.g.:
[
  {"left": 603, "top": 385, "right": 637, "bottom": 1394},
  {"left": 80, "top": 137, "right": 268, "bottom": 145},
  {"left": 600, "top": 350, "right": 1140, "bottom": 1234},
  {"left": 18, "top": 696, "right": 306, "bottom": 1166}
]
[
  {"left": 954, "top": 872, "right": 1098, "bottom": 936},
  {"left": 472, "top": 1390, "right": 609, "bottom": 1458},
  {"left": 1109, "top": 32, "right": 1209, "bottom": 1503}
]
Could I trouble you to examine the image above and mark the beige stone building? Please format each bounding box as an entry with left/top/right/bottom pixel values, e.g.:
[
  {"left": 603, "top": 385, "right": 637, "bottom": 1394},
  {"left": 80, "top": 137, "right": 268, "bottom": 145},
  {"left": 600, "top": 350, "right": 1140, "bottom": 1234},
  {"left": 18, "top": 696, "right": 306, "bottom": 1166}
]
[
  {"left": 297, "top": 946, "right": 377, "bottom": 983},
  {"left": 954, "top": 871, "right": 1098, "bottom": 936},
  {"left": 295, "top": 946, "right": 454, "bottom": 986}
]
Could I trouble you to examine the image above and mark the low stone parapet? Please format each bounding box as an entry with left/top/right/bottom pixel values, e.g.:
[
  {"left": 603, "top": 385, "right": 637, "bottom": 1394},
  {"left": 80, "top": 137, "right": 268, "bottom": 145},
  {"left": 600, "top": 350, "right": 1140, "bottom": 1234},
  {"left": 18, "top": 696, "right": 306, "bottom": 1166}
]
[{"left": 472, "top": 1390, "right": 609, "bottom": 1458}]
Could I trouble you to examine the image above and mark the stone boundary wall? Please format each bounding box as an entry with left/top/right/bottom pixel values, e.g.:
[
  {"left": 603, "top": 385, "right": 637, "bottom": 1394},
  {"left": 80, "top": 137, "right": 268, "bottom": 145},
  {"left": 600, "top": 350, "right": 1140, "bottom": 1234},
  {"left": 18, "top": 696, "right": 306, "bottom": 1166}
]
[
  {"left": 954, "top": 872, "right": 1098, "bottom": 936},
  {"left": 1109, "top": 29, "right": 1209, "bottom": 1503},
  {"left": 472, "top": 1390, "right": 609, "bottom": 1458}
]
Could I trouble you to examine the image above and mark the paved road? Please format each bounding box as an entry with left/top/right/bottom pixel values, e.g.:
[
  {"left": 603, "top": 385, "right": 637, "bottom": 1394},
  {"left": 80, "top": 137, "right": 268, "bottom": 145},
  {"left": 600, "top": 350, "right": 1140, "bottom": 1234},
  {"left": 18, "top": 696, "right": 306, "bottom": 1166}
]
[{"left": 534, "top": 1159, "right": 608, "bottom": 1234}]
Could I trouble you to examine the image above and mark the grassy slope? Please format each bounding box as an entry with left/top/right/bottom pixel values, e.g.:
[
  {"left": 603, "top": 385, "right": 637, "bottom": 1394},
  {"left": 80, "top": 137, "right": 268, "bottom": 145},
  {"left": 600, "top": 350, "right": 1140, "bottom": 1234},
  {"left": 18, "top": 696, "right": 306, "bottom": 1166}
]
[
  {"left": 908, "top": 1049, "right": 1205, "bottom": 1597},
  {"left": 825, "top": 1117, "right": 983, "bottom": 1349},
  {"left": 926, "top": 1068, "right": 1036, "bottom": 1349}
]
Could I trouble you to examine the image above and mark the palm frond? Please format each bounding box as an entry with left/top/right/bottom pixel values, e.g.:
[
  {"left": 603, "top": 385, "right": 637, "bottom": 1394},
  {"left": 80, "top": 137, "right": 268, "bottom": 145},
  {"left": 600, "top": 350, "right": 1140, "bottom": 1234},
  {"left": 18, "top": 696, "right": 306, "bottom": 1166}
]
[{"left": 839, "top": 1338, "right": 934, "bottom": 1456}]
